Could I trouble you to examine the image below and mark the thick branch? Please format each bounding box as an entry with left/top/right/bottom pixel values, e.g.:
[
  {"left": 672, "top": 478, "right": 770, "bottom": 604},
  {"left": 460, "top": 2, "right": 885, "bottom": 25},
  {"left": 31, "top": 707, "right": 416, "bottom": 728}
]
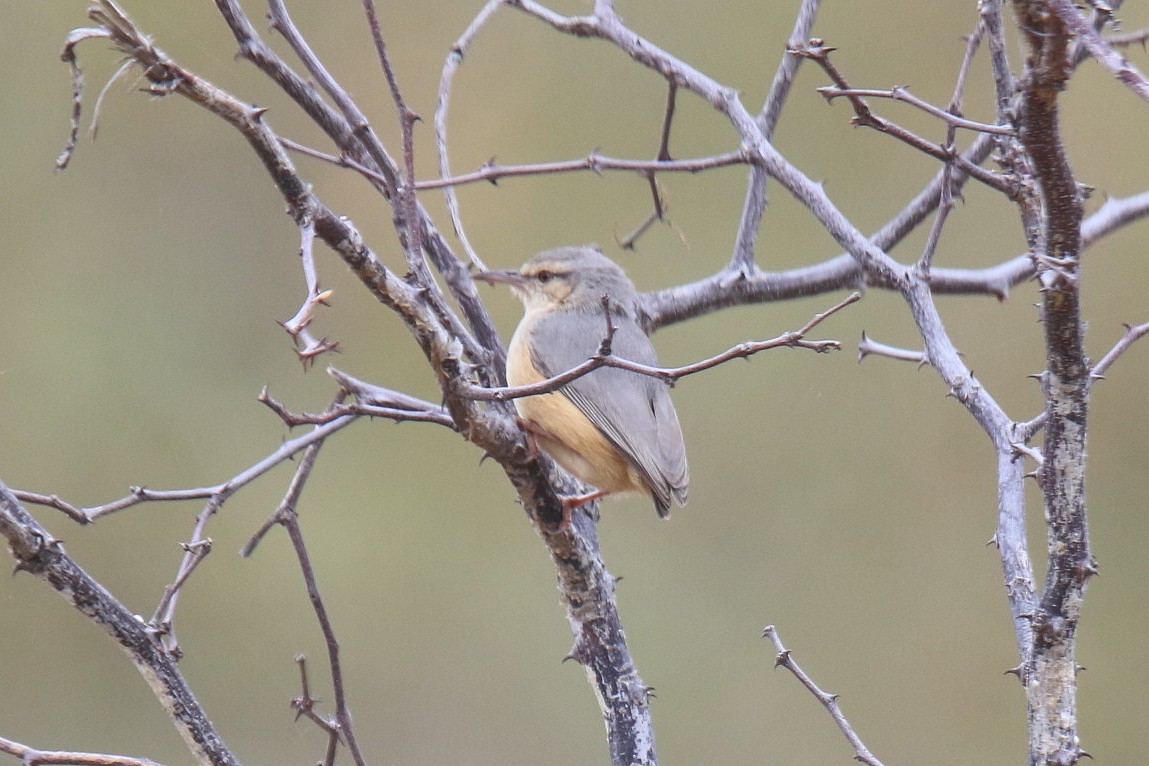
[
  {"left": 1015, "top": 3, "right": 1092, "bottom": 764},
  {"left": 0, "top": 481, "right": 237, "bottom": 766}
]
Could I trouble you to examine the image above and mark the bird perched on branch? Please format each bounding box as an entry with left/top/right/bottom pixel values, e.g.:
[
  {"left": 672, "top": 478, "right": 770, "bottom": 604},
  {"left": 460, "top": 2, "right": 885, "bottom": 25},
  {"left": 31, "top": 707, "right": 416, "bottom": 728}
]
[{"left": 476, "top": 245, "right": 689, "bottom": 525}]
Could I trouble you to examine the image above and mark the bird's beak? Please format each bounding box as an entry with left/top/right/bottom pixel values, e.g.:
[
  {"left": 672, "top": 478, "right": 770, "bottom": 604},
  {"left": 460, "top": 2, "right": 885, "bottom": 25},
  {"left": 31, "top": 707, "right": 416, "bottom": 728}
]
[{"left": 474, "top": 268, "right": 528, "bottom": 287}]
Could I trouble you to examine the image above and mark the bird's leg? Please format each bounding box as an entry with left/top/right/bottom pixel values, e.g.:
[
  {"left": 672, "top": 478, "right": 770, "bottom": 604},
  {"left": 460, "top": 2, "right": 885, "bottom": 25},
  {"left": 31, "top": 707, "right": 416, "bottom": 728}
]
[
  {"left": 562, "top": 489, "right": 605, "bottom": 521},
  {"left": 517, "top": 416, "right": 605, "bottom": 530}
]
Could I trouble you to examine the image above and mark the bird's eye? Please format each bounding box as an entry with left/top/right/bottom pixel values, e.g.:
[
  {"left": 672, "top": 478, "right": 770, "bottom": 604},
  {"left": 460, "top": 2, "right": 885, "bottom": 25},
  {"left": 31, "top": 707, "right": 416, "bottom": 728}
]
[{"left": 535, "top": 270, "right": 554, "bottom": 283}]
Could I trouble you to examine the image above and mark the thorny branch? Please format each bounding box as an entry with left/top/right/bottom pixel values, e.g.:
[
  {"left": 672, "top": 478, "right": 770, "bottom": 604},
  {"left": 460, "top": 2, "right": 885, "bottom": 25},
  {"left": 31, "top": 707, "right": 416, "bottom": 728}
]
[
  {"left": 461, "top": 292, "right": 858, "bottom": 403},
  {"left": 763, "top": 626, "right": 886, "bottom": 766},
  {"left": 9, "top": 1, "right": 1149, "bottom": 766}
]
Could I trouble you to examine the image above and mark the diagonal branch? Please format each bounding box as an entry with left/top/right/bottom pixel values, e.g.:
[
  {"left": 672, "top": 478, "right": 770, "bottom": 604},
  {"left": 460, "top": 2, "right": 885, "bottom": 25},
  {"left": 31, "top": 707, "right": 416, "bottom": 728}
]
[{"left": 0, "top": 480, "right": 238, "bottom": 766}]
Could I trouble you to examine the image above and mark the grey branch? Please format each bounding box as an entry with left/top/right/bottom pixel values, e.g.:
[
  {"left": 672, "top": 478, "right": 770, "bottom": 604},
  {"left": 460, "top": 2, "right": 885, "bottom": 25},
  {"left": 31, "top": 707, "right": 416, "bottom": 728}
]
[{"left": 763, "top": 626, "right": 886, "bottom": 766}]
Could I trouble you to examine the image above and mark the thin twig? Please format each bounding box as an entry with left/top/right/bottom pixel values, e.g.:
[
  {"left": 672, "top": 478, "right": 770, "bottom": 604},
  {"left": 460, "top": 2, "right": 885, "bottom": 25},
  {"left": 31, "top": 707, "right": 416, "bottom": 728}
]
[
  {"left": 817, "top": 86, "right": 1015, "bottom": 135},
  {"left": 857, "top": 331, "right": 929, "bottom": 365},
  {"left": 415, "top": 149, "right": 750, "bottom": 190},
  {"left": 14, "top": 414, "right": 360, "bottom": 522},
  {"left": 762, "top": 626, "right": 887, "bottom": 766},
  {"left": 280, "top": 218, "right": 339, "bottom": 367},
  {"left": 0, "top": 735, "right": 166, "bottom": 766},
  {"left": 1090, "top": 320, "right": 1149, "bottom": 378},
  {"left": 801, "top": 48, "right": 1015, "bottom": 196},
  {"left": 363, "top": 0, "right": 423, "bottom": 265},
  {"left": 1049, "top": 0, "right": 1149, "bottom": 104},
  {"left": 435, "top": 0, "right": 503, "bottom": 268},
  {"left": 464, "top": 292, "right": 858, "bottom": 402},
  {"left": 279, "top": 448, "right": 367, "bottom": 766},
  {"left": 290, "top": 656, "right": 343, "bottom": 766}
]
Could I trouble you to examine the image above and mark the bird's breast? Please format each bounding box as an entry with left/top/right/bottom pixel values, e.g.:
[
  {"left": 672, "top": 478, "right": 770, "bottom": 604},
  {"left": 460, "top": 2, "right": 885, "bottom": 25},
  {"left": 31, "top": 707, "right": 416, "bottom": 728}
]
[{"left": 506, "top": 314, "right": 646, "bottom": 496}]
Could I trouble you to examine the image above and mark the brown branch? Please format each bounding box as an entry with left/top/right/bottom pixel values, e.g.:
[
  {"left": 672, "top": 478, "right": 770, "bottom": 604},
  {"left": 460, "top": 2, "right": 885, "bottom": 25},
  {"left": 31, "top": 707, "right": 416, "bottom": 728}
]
[
  {"left": 816, "top": 86, "right": 1016, "bottom": 135},
  {"left": 800, "top": 46, "right": 1015, "bottom": 196},
  {"left": 290, "top": 656, "right": 342, "bottom": 766},
  {"left": 241, "top": 435, "right": 368, "bottom": 766},
  {"left": 462, "top": 292, "right": 857, "bottom": 403},
  {"left": 1015, "top": 4, "right": 1093, "bottom": 764},
  {"left": 762, "top": 626, "right": 886, "bottom": 766}
]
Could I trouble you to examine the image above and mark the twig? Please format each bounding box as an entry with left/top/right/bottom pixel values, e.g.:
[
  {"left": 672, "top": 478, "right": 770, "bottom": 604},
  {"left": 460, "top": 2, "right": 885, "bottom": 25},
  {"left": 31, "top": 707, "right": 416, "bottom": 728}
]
[
  {"left": 14, "top": 414, "right": 359, "bottom": 522},
  {"left": 800, "top": 47, "right": 1015, "bottom": 196},
  {"left": 279, "top": 218, "right": 340, "bottom": 367},
  {"left": 816, "top": 86, "right": 1016, "bottom": 135},
  {"left": 730, "top": 0, "right": 822, "bottom": 273},
  {"left": 1049, "top": 0, "right": 1149, "bottom": 104},
  {"left": 1105, "top": 27, "right": 1149, "bottom": 48},
  {"left": 148, "top": 529, "right": 215, "bottom": 657},
  {"left": 363, "top": 0, "right": 423, "bottom": 266},
  {"left": 279, "top": 444, "right": 367, "bottom": 766},
  {"left": 618, "top": 81, "right": 678, "bottom": 249},
  {"left": 415, "top": 149, "right": 750, "bottom": 190},
  {"left": 1090, "top": 320, "right": 1149, "bottom": 378},
  {"left": 290, "top": 656, "right": 343, "bottom": 766},
  {"left": 435, "top": 0, "right": 503, "bottom": 268},
  {"left": 0, "top": 735, "right": 166, "bottom": 766},
  {"left": 56, "top": 25, "right": 113, "bottom": 170},
  {"left": 464, "top": 292, "right": 858, "bottom": 402},
  {"left": 762, "top": 626, "right": 887, "bottom": 766},
  {"left": 857, "top": 332, "right": 929, "bottom": 365}
]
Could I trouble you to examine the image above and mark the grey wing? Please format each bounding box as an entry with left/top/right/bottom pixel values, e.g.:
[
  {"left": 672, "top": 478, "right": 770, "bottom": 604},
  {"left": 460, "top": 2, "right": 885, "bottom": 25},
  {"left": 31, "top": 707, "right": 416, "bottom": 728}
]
[{"left": 531, "top": 311, "right": 689, "bottom": 515}]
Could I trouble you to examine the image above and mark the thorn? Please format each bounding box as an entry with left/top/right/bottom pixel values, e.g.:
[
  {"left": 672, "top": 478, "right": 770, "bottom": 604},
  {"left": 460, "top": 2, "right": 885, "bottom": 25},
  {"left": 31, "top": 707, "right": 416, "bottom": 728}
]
[
  {"left": 773, "top": 649, "right": 791, "bottom": 669},
  {"left": 1004, "top": 664, "right": 1024, "bottom": 677}
]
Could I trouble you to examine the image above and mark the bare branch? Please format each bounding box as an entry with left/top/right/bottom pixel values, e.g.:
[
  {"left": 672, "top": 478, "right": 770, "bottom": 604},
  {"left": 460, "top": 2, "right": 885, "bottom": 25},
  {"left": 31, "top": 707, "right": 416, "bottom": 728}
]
[
  {"left": 14, "top": 413, "right": 359, "bottom": 522},
  {"left": 1049, "top": 0, "right": 1149, "bottom": 104},
  {"left": 290, "top": 656, "right": 343, "bottom": 766},
  {"left": 800, "top": 46, "right": 1015, "bottom": 195},
  {"left": 0, "top": 735, "right": 166, "bottom": 766},
  {"left": 463, "top": 293, "right": 858, "bottom": 402},
  {"left": 762, "top": 626, "right": 887, "bottom": 766},
  {"left": 414, "top": 149, "right": 749, "bottom": 191},
  {"left": 242, "top": 434, "right": 369, "bottom": 766},
  {"left": 280, "top": 218, "right": 340, "bottom": 367},
  {"left": 435, "top": 0, "right": 503, "bottom": 269},
  {"left": 1090, "top": 320, "right": 1149, "bottom": 379},
  {"left": 857, "top": 332, "right": 929, "bottom": 365},
  {"left": 816, "top": 86, "right": 1016, "bottom": 135},
  {"left": 0, "top": 480, "right": 238, "bottom": 766}
]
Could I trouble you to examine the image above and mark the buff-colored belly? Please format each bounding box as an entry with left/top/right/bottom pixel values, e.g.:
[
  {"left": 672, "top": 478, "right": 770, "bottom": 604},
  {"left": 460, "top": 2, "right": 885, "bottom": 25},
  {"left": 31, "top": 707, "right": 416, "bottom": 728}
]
[{"left": 507, "top": 323, "right": 646, "bottom": 496}]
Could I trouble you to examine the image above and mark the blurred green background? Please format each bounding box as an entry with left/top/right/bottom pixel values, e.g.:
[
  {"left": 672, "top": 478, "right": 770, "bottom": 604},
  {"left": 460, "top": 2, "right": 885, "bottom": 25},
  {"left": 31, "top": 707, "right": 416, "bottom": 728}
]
[{"left": 3, "top": 2, "right": 1148, "bottom": 765}]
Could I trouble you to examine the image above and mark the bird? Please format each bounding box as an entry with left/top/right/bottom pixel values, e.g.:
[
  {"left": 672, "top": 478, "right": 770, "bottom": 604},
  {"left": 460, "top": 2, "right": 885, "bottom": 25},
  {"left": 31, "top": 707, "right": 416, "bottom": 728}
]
[{"left": 476, "top": 245, "right": 689, "bottom": 524}]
